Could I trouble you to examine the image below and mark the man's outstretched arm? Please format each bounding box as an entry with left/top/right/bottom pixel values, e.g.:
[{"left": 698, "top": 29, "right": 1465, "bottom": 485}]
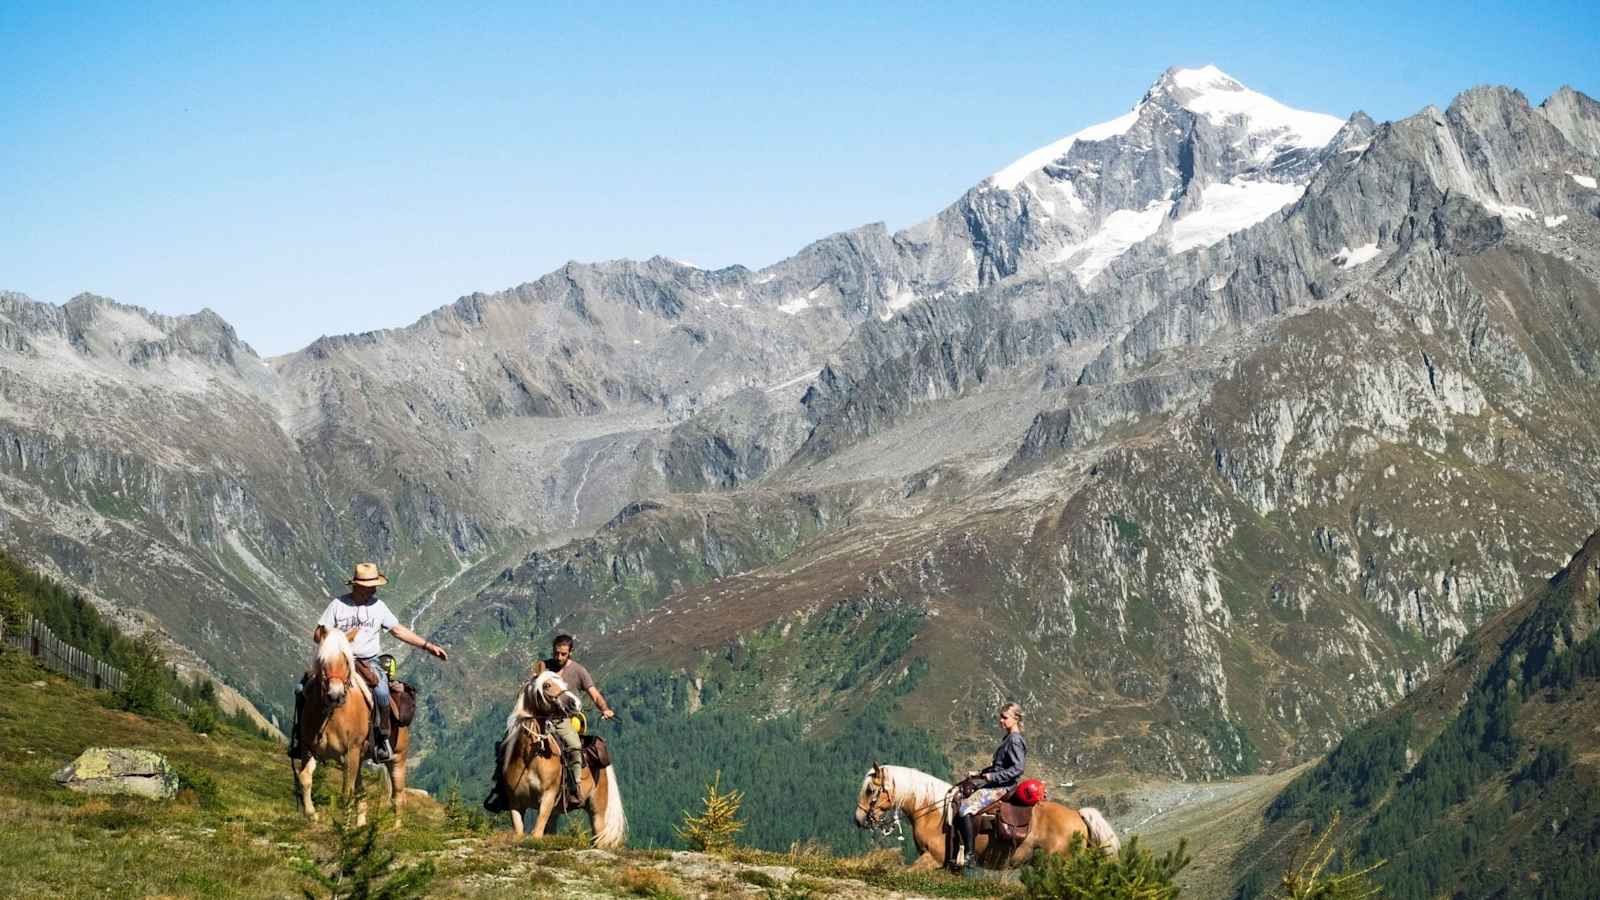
[
  {"left": 390, "top": 623, "right": 448, "bottom": 661},
  {"left": 587, "top": 685, "right": 614, "bottom": 719}
]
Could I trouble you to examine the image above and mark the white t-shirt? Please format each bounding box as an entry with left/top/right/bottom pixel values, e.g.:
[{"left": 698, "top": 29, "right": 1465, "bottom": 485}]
[{"left": 318, "top": 594, "right": 399, "bottom": 659}]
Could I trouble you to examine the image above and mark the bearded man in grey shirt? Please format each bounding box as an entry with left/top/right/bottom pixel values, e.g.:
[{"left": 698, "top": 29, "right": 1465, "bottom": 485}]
[{"left": 542, "top": 633, "right": 615, "bottom": 806}]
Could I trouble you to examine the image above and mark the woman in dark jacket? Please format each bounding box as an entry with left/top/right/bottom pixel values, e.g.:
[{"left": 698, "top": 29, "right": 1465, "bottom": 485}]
[{"left": 951, "top": 701, "right": 1025, "bottom": 873}]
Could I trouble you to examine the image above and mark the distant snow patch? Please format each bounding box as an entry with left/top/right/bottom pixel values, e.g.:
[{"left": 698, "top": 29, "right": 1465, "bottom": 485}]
[
  {"left": 1334, "top": 243, "right": 1382, "bottom": 268},
  {"left": 1169, "top": 178, "right": 1305, "bottom": 252},
  {"left": 454, "top": 359, "right": 466, "bottom": 373},
  {"left": 1485, "top": 202, "right": 1536, "bottom": 221},
  {"left": 777, "top": 297, "right": 810, "bottom": 315},
  {"left": 990, "top": 109, "right": 1140, "bottom": 191},
  {"left": 1570, "top": 172, "right": 1597, "bottom": 189},
  {"left": 764, "top": 370, "right": 817, "bottom": 393},
  {"left": 1545, "top": 215, "right": 1568, "bottom": 228},
  {"left": 1061, "top": 201, "right": 1170, "bottom": 285},
  {"left": 885, "top": 289, "right": 918, "bottom": 315}
]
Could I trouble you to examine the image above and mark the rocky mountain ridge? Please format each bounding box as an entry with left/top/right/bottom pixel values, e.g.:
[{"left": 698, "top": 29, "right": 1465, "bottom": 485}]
[{"left": 2, "top": 68, "right": 1597, "bottom": 789}]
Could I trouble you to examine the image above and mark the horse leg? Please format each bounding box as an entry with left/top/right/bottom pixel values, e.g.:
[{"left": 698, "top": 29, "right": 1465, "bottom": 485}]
[
  {"left": 908, "top": 852, "right": 941, "bottom": 871},
  {"left": 510, "top": 806, "right": 526, "bottom": 837},
  {"left": 383, "top": 761, "right": 402, "bottom": 829},
  {"left": 387, "top": 728, "right": 408, "bottom": 829},
  {"left": 530, "top": 789, "right": 559, "bottom": 837},
  {"left": 294, "top": 756, "right": 319, "bottom": 820},
  {"left": 342, "top": 746, "right": 364, "bottom": 826}
]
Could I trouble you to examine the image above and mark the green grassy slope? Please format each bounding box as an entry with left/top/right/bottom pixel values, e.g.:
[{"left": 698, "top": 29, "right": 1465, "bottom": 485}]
[
  {"left": 0, "top": 645, "right": 1026, "bottom": 899},
  {"left": 1231, "top": 530, "right": 1600, "bottom": 900}
]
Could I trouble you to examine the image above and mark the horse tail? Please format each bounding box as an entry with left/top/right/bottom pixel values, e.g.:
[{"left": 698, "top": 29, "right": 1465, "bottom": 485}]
[
  {"left": 593, "top": 765, "right": 627, "bottom": 848},
  {"left": 1079, "top": 807, "right": 1119, "bottom": 856}
]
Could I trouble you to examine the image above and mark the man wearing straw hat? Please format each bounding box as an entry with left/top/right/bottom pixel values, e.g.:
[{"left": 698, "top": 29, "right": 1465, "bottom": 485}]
[{"left": 309, "top": 562, "right": 448, "bottom": 762}]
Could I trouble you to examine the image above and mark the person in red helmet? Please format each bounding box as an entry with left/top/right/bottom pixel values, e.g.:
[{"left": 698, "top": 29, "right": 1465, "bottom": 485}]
[{"left": 950, "top": 701, "right": 1026, "bottom": 874}]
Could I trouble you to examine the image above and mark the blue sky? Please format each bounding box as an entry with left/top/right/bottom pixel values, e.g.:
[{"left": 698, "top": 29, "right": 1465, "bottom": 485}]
[{"left": 3, "top": 1, "right": 1596, "bottom": 356}]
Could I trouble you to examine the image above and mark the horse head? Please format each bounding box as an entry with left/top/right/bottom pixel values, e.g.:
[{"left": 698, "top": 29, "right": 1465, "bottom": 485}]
[
  {"left": 310, "top": 625, "right": 361, "bottom": 707},
  {"left": 854, "top": 760, "right": 895, "bottom": 830},
  {"left": 523, "top": 669, "right": 579, "bottom": 718}
]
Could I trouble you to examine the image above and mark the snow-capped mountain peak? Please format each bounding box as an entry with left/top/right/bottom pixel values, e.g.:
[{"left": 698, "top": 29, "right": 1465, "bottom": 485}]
[
  {"left": 1144, "top": 64, "right": 1344, "bottom": 154},
  {"left": 908, "top": 65, "right": 1356, "bottom": 292}
]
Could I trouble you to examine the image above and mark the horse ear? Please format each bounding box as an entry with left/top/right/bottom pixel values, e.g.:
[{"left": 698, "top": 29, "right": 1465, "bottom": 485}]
[
  {"left": 533, "top": 659, "right": 546, "bottom": 675},
  {"left": 873, "top": 760, "right": 883, "bottom": 775},
  {"left": 345, "top": 626, "right": 361, "bottom": 644},
  {"left": 312, "top": 625, "right": 327, "bottom": 645}
]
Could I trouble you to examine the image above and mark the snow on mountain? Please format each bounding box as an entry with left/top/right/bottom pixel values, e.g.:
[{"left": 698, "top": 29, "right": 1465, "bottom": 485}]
[
  {"left": 1168, "top": 178, "right": 1308, "bottom": 253},
  {"left": 939, "top": 65, "right": 1350, "bottom": 288},
  {"left": 1153, "top": 64, "right": 1344, "bottom": 159},
  {"left": 990, "top": 109, "right": 1141, "bottom": 191},
  {"left": 1058, "top": 201, "right": 1171, "bottom": 283}
]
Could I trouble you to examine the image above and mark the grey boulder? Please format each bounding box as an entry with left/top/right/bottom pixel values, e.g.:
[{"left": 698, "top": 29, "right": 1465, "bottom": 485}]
[{"left": 53, "top": 747, "right": 179, "bottom": 800}]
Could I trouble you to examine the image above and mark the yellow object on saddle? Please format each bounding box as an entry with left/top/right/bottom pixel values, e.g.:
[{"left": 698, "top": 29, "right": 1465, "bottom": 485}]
[{"left": 569, "top": 712, "right": 587, "bottom": 736}]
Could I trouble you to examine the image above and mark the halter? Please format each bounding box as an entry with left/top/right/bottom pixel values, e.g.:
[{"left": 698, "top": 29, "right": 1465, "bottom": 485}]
[{"left": 857, "top": 772, "right": 908, "bottom": 841}]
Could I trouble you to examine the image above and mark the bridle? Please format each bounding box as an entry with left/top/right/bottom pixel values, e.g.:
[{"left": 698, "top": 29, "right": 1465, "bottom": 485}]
[
  {"left": 857, "top": 772, "right": 901, "bottom": 838},
  {"left": 314, "top": 658, "right": 352, "bottom": 709},
  {"left": 858, "top": 771, "right": 962, "bottom": 842}
]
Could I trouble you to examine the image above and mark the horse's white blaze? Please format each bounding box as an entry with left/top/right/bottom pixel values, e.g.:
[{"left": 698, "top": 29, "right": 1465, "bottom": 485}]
[
  {"left": 1079, "top": 807, "right": 1120, "bottom": 855},
  {"left": 312, "top": 627, "right": 371, "bottom": 707}
]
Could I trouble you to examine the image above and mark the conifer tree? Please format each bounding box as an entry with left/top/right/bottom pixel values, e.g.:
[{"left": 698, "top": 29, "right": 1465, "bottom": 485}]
[
  {"left": 1276, "top": 811, "right": 1386, "bottom": 900},
  {"left": 1021, "top": 834, "right": 1189, "bottom": 899},
  {"left": 675, "top": 770, "right": 746, "bottom": 852},
  {"left": 296, "top": 784, "right": 435, "bottom": 899}
]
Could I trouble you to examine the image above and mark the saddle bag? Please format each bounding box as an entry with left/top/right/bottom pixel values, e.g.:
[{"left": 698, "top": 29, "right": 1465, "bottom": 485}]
[
  {"left": 582, "top": 734, "right": 612, "bottom": 770},
  {"left": 994, "top": 800, "right": 1033, "bottom": 843},
  {"left": 390, "top": 681, "right": 417, "bottom": 727}
]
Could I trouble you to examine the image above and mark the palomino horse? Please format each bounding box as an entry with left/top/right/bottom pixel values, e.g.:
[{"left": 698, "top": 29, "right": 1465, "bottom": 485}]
[
  {"left": 498, "top": 669, "right": 626, "bottom": 847},
  {"left": 853, "top": 763, "right": 1119, "bottom": 870},
  {"left": 291, "top": 626, "right": 411, "bottom": 827}
]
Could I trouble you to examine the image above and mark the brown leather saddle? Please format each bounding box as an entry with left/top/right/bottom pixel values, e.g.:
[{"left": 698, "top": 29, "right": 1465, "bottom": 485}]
[
  {"left": 530, "top": 728, "right": 612, "bottom": 772},
  {"left": 976, "top": 795, "right": 1034, "bottom": 843},
  {"left": 942, "top": 788, "right": 1034, "bottom": 870},
  {"left": 351, "top": 658, "right": 417, "bottom": 733}
]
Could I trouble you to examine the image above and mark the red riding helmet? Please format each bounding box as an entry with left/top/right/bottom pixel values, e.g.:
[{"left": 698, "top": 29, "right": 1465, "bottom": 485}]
[{"left": 1015, "top": 778, "right": 1046, "bottom": 806}]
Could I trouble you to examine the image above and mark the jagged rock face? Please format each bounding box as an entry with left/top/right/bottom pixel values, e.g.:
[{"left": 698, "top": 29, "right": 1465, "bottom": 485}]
[
  {"left": 897, "top": 65, "right": 1349, "bottom": 294},
  {"left": 5, "top": 69, "right": 1600, "bottom": 781},
  {"left": 434, "top": 75, "right": 1600, "bottom": 780}
]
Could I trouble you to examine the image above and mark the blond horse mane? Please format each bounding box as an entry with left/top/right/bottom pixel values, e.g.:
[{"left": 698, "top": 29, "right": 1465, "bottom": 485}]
[
  {"left": 313, "top": 627, "right": 372, "bottom": 707},
  {"left": 862, "top": 765, "right": 952, "bottom": 814}
]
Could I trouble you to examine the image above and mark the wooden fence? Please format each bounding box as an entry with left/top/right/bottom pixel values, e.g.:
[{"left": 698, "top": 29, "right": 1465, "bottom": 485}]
[{"left": 1, "top": 615, "right": 190, "bottom": 715}]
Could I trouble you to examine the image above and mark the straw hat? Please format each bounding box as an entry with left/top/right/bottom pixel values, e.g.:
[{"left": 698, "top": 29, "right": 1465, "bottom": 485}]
[{"left": 346, "top": 562, "right": 389, "bottom": 588}]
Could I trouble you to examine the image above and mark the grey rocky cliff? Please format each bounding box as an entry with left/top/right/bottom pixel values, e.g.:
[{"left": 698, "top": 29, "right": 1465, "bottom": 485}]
[{"left": 5, "top": 69, "right": 1600, "bottom": 781}]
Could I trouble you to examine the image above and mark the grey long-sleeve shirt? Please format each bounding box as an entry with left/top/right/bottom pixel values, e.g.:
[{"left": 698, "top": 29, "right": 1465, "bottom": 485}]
[{"left": 982, "top": 732, "right": 1027, "bottom": 788}]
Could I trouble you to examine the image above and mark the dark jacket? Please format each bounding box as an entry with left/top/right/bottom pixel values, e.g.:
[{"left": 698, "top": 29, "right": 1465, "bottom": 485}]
[{"left": 981, "top": 732, "right": 1026, "bottom": 788}]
